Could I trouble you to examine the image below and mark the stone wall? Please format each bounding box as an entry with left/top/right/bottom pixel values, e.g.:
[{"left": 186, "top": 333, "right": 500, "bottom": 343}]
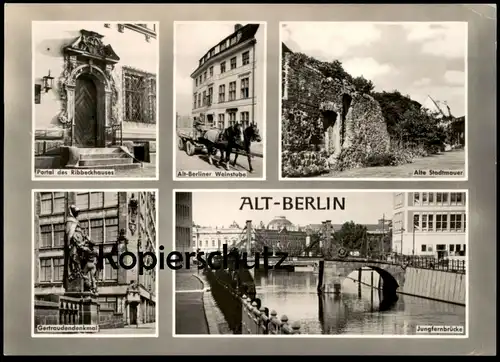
[{"left": 282, "top": 52, "right": 391, "bottom": 175}]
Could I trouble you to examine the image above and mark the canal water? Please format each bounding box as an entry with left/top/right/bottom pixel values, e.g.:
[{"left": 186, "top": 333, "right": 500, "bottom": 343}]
[{"left": 253, "top": 269, "right": 466, "bottom": 335}]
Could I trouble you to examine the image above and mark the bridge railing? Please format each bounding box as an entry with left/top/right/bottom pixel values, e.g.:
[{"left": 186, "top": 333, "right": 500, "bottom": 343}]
[
  {"left": 390, "top": 254, "right": 466, "bottom": 274},
  {"left": 241, "top": 296, "right": 301, "bottom": 335}
]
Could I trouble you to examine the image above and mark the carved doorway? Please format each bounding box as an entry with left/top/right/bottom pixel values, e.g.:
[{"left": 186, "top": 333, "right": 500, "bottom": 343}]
[
  {"left": 321, "top": 110, "right": 338, "bottom": 155},
  {"left": 74, "top": 75, "right": 98, "bottom": 147},
  {"left": 130, "top": 302, "right": 138, "bottom": 325}
]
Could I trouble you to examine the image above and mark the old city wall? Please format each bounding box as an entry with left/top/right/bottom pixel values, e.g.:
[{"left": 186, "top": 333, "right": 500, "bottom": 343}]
[{"left": 282, "top": 52, "right": 391, "bottom": 170}]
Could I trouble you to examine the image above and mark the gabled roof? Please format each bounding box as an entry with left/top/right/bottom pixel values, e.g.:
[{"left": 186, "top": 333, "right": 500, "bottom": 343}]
[{"left": 191, "top": 24, "right": 260, "bottom": 77}]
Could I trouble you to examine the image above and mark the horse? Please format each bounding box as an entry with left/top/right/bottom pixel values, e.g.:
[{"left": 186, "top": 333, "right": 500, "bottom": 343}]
[
  {"left": 201, "top": 124, "right": 242, "bottom": 169},
  {"left": 224, "top": 123, "right": 262, "bottom": 173}
]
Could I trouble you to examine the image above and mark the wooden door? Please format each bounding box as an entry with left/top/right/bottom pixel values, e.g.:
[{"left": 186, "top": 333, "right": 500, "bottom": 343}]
[
  {"left": 130, "top": 304, "right": 137, "bottom": 325},
  {"left": 74, "top": 77, "right": 97, "bottom": 147}
]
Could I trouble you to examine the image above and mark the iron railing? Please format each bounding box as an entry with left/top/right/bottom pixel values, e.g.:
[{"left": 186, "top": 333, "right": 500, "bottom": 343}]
[
  {"left": 105, "top": 123, "right": 123, "bottom": 146},
  {"left": 389, "top": 254, "right": 466, "bottom": 274}
]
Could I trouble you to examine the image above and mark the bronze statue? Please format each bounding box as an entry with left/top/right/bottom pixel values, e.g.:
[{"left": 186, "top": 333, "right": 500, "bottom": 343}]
[{"left": 65, "top": 205, "right": 99, "bottom": 294}]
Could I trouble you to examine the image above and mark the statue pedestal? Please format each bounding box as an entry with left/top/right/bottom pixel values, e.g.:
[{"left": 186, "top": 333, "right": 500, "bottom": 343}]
[{"left": 64, "top": 292, "right": 100, "bottom": 326}]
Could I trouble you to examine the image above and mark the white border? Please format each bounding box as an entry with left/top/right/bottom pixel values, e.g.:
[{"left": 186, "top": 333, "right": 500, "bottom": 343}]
[
  {"left": 172, "top": 21, "right": 267, "bottom": 182},
  {"left": 278, "top": 21, "right": 468, "bottom": 182},
  {"left": 172, "top": 189, "right": 469, "bottom": 339},
  {"left": 31, "top": 189, "right": 160, "bottom": 338},
  {"left": 31, "top": 21, "right": 160, "bottom": 182}
]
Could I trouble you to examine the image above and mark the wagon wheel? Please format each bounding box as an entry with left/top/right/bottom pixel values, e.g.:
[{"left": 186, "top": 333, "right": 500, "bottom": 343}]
[
  {"left": 186, "top": 141, "right": 196, "bottom": 156},
  {"left": 177, "top": 137, "right": 185, "bottom": 151}
]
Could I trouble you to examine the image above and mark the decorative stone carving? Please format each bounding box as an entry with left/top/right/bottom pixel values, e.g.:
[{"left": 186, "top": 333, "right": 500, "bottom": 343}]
[
  {"left": 66, "top": 29, "right": 120, "bottom": 61},
  {"left": 56, "top": 29, "right": 121, "bottom": 143},
  {"left": 65, "top": 205, "right": 99, "bottom": 294},
  {"left": 128, "top": 194, "right": 138, "bottom": 235}
]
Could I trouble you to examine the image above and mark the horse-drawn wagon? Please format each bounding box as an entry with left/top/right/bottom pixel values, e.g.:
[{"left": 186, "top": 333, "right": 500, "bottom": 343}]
[{"left": 177, "top": 127, "right": 215, "bottom": 156}]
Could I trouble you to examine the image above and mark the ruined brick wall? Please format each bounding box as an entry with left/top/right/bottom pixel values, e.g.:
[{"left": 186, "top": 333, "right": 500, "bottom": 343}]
[{"left": 282, "top": 52, "right": 391, "bottom": 176}]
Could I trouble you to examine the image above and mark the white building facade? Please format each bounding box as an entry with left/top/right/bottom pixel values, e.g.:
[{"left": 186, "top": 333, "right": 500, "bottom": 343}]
[
  {"left": 190, "top": 23, "right": 265, "bottom": 134},
  {"left": 192, "top": 222, "right": 245, "bottom": 254},
  {"left": 33, "top": 22, "right": 158, "bottom": 168},
  {"left": 392, "top": 192, "right": 467, "bottom": 259}
]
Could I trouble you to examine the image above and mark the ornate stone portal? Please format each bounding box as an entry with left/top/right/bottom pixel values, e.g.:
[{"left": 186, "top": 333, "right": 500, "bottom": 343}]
[{"left": 58, "top": 29, "right": 120, "bottom": 147}]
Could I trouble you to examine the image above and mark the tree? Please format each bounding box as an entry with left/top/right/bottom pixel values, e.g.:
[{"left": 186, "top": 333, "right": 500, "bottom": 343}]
[
  {"left": 352, "top": 76, "right": 375, "bottom": 94},
  {"left": 332, "top": 221, "right": 368, "bottom": 252}
]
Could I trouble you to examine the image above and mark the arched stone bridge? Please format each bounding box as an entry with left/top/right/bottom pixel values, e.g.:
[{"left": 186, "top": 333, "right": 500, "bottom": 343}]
[{"left": 318, "top": 258, "right": 406, "bottom": 297}]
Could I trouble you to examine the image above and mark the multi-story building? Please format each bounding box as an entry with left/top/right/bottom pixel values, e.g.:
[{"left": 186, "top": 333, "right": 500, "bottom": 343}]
[
  {"left": 191, "top": 222, "right": 244, "bottom": 254},
  {"left": 190, "top": 23, "right": 265, "bottom": 133},
  {"left": 33, "top": 22, "right": 158, "bottom": 168},
  {"left": 175, "top": 192, "right": 193, "bottom": 254},
  {"left": 392, "top": 192, "right": 467, "bottom": 258},
  {"left": 34, "top": 191, "right": 156, "bottom": 326}
]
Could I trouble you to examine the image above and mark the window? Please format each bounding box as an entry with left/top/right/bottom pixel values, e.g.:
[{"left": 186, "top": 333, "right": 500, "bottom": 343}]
[
  {"left": 240, "top": 77, "right": 249, "bottom": 98},
  {"left": 195, "top": 78, "right": 198, "bottom": 87},
  {"left": 218, "top": 85, "right": 225, "bottom": 103},
  {"left": 54, "top": 223, "right": 65, "bottom": 247},
  {"left": 205, "top": 240, "right": 208, "bottom": 247},
  {"left": 449, "top": 244, "right": 455, "bottom": 252},
  {"left": 123, "top": 68, "right": 157, "bottom": 124},
  {"left": 421, "top": 245, "right": 427, "bottom": 252},
  {"left": 218, "top": 114, "right": 225, "bottom": 129},
  {"left": 436, "top": 192, "right": 448, "bottom": 205},
  {"left": 421, "top": 215, "right": 427, "bottom": 230},
  {"left": 413, "top": 193, "right": 420, "bottom": 204},
  {"left": 40, "top": 192, "right": 65, "bottom": 215},
  {"left": 198, "top": 94, "right": 201, "bottom": 108},
  {"left": 422, "top": 192, "right": 428, "bottom": 204},
  {"left": 53, "top": 258, "right": 64, "bottom": 282},
  {"left": 427, "top": 245, "right": 433, "bottom": 252},
  {"left": 207, "top": 87, "right": 213, "bottom": 106},
  {"left": 90, "top": 192, "right": 104, "bottom": 209},
  {"left": 104, "top": 256, "right": 118, "bottom": 281},
  {"left": 193, "top": 94, "right": 197, "bottom": 109},
  {"left": 202, "top": 91, "right": 207, "bottom": 106},
  {"left": 210, "top": 49, "right": 215, "bottom": 57},
  {"left": 228, "top": 112, "right": 237, "bottom": 127},
  {"left": 413, "top": 214, "right": 419, "bottom": 230},
  {"left": 242, "top": 51, "right": 250, "bottom": 65},
  {"left": 40, "top": 259, "right": 51, "bottom": 282},
  {"left": 450, "top": 192, "right": 464, "bottom": 205},
  {"left": 209, "top": 66, "right": 213, "bottom": 77},
  {"left": 240, "top": 112, "right": 250, "bottom": 128},
  {"left": 212, "top": 240, "right": 216, "bottom": 247},
  {"left": 99, "top": 296, "right": 118, "bottom": 311},
  {"left": 428, "top": 214, "right": 434, "bottom": 231},
  {"left": 40, "top": 225, "right": 52, "bottom": 248},
  {"left": 229, "top": 82, "right": 236, "bottom": 101},
  {"left": 428, "top": 193, "right": 434, "bottom": 204},
  {"left": 436, "top": 214, "right": 448, "bottom": 231},
  {"left": 220, "top": 61, "right": 226, "bottom": 74},
  {"left": 220, "top": 42, "right": 226, "bottom": 52},
  {"left": 105, "top": 218, "right": 119, "bottom": 242},
  {"left": 90, "top": 219, "right": 104, "bottom": 244},
  {"left": 203, "top": 71, "right": 207, "bottom": 81},
  {"left": 436, "top": 244, "right": 446, "bottom": 251},
  {"left": 230, "top": 37, "right": 237, "bottom": 46},
  {"left": 450, "top": 214, "right": 463, "bottom": 231},
  {"left": 230, "top": 57, "right": 237, "bottom": 69}
]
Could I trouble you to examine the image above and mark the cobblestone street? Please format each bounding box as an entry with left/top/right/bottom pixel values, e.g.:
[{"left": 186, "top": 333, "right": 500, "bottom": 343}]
[
  {"left": 113, "top": 162, "right": 157, "bottom": 178},
  {"left": 176, "top": 148, "right": 263, "bottom": 178}
]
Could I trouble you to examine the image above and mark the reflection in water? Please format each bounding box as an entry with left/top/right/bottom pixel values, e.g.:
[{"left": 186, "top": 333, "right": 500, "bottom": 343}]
[{"left": 254, "top": 269, "right": 466, "bottom": 335}]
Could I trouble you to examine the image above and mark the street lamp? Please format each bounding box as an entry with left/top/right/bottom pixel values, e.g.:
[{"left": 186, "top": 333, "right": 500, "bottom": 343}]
[
  {"left": 400, "top": 227, "right": 405, "bottom": 256},
  {"left": 412, "top": 215, "right": 418, "bottom": 256}
]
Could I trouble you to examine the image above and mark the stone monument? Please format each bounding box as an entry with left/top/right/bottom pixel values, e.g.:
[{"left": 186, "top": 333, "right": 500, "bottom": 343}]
[{"left": 64, "top": 205, "right": 100, "bottom": 325}]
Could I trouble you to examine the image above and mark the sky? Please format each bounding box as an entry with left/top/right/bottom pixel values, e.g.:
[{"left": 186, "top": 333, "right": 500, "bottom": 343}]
[
  {"left": 191, "top": 192, "right": 394, "bottom": 228},
  {"left": 282, "top": 22, "right": 467, "bottom": 117},
  {"left": 175, "top": 23, "right": 239, "bottom": 116}
]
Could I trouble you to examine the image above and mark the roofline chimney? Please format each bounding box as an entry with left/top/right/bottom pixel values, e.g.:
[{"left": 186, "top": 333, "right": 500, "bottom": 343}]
[{"left": 235, "top": 23, "right": 243, "bottom": 32}]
